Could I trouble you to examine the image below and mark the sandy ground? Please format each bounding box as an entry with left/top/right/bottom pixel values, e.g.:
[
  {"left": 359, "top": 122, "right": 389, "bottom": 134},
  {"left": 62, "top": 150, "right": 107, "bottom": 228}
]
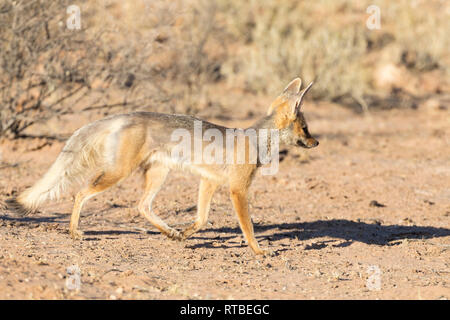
[{"left": 0, "top": 102, "right": 449, "bottom": 300}]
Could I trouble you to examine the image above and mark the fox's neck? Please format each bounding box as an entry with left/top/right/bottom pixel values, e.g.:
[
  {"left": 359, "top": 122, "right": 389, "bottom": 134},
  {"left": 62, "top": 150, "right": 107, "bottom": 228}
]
[
  {"left": 246, "top": 114, "right": 279, "bottom": 165},
  {"left": 247, "top": 114, "right": 276, "bottom": 131}
]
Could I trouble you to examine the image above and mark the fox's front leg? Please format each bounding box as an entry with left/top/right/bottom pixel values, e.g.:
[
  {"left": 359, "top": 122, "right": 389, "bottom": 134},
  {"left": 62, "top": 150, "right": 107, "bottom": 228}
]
[
  {"left": 230, "top": 187, "right": 268, "bottom": 255},
  {"left": 139, "top": 165, "right": 183, "bottom": 241},
  {"left": 181, "top": 179, "right": 218, "bottom": 239}
]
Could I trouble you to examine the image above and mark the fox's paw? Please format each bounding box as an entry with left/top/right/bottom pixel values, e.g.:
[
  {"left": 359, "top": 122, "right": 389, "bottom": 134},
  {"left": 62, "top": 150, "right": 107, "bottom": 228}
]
[
  {"left": 255, "top": 248, "right": 277, "bottom": 257},
  {"left": 180, "top": 226, "right": 197, "bottom": 240},
  {"left": 166, "top": 229, "right": 183, "bottom": 241},
  {"left": 69, "top": 229, "right": 84, "bottom": 240},
  {"left": 180, "top": 232, "right": 191, "bottom": 241}
]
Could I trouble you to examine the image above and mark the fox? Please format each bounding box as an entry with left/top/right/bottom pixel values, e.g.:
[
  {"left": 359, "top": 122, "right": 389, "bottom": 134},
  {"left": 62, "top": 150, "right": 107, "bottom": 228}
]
[{"left": 6, "top": 77, "right": 318, "bottom": 255}]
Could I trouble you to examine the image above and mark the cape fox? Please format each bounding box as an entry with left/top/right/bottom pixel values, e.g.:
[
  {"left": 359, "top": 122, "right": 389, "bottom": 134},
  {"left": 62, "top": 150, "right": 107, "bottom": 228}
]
[{"left": 7, "top": 78, "right": 318, "bottom": 255}]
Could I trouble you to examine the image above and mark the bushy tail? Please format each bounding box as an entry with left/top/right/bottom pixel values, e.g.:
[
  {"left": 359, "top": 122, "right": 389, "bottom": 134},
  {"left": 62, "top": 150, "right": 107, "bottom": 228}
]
[{"left": 6, "top": 124, "right": 106, "bottom": 215}]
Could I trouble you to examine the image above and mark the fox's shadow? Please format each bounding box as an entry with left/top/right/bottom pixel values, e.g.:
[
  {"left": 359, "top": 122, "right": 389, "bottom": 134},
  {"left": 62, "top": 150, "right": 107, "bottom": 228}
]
[
  {"left": 1, "top": 212, "right": 449, "bottom": 250},
  {"left": 0, "top": 212, "right": 66, "bottom": 224},
  {"left": 187, "top": 219, "right": 450, "bottom": 250},
  {"left": 0, "top": 212, "right": 160, "bottom": 237}
]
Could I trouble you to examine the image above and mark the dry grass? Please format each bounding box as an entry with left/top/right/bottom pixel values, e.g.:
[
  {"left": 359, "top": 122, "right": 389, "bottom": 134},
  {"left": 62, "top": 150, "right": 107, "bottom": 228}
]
[
  {"left": 0, "top": 0, "right": 448, "bottom": 137},
  {"left": 218, "top": 0, "right": 449, "bottom": 105}
]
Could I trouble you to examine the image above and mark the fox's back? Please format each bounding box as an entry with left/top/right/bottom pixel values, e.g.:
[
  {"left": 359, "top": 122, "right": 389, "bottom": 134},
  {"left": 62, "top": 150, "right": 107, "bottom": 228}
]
[
  {"left": 103, "top": 111, "right": 226, "bottom": 133},
  {"left": 76, "top": 112, "right": 232, "bottom": 181}
]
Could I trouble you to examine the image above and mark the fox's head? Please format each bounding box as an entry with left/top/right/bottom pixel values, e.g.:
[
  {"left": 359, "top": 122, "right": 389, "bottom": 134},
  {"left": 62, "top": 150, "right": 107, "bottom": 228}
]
[{"left": 266, "top": 78, "right": 319, "bottom": 148}]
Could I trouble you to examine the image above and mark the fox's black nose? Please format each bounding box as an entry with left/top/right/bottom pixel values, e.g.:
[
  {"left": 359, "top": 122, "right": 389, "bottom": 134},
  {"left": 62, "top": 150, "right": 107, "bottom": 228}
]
[{"left": 306, "top": 138, "right": 319, "bottom": 148}]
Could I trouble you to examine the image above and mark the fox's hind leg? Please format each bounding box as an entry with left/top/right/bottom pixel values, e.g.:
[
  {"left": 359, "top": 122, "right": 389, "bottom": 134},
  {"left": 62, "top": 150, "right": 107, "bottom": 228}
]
[
  {"left": 69, "top": 172, "right": 123, "bottom": 240},
  {"left": 139, "top": 165, "right": 182, "bottom": 240},
  {"left": 69, "top": 126, "right": 146, "bottom": 240},
  {"left": 181, "top": 178, "right": 218, "bottom": 239}
]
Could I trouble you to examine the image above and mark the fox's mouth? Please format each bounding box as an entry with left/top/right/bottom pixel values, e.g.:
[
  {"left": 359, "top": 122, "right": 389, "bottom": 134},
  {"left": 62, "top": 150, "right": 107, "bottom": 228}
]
[
  {"left": 296, "top": 139, "right": 319, "bottom": 148},
  {"left": 296, "top": 140, "right": 307, "bottom": 148}
]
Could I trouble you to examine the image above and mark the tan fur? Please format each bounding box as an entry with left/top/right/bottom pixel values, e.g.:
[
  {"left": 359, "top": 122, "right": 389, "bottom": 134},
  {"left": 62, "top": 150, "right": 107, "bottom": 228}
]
[
  {"left": 8, "top": 78, "right": 319, "bottom": 255},
  {"left": 273, "top": 101, "right": 294, "bottom": 129}
]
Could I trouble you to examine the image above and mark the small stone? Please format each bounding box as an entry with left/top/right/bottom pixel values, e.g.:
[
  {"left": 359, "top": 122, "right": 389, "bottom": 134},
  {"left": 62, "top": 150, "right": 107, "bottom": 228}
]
[
  {"left": 369, "top": 200, "right": 386, "bottom": 208},
  {"left": 115, "top": 287, "right": 124, "bottom": 295}
]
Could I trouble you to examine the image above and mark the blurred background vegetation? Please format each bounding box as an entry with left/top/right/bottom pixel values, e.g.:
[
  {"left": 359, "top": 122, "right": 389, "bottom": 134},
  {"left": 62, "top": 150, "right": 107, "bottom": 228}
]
[{"left": 0, "top": 0, "right": 448, "bottom": 138}]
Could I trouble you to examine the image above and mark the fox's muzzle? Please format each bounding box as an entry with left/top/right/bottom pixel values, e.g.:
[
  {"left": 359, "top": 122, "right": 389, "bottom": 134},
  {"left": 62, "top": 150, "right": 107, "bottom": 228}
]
[{"left": 297, "top": 138, "right": 319, "bottom": 148}]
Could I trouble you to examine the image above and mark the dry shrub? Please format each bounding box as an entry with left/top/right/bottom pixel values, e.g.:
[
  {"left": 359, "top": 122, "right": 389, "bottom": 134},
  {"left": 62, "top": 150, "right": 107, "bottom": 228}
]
[
  {"left": 0, "top": 0, "right": 227, "bottom": 138},
  {"left": 218, "top": 0, "right": 449, "bottom": 108},
  {"left": 0, "top": 0, "right": 96, "bottom": 138},
  {"left": 1, "top": 0, "right": 448, "bottom": 139},
  {"left": 84, "top": 0, "right": 226, "bottom": 114},
  {"left": 218, "top": 0, "right": 369, "bottom": 99}
]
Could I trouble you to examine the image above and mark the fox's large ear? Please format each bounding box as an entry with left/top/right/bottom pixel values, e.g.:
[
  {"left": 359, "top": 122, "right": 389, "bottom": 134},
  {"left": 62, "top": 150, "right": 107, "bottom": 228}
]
[
  {"left": 293, "top": 81, "right": 314, "bottom": 114},
  {"left": 267, "top": 78, "right": 303, "bottom": 115},
  {"left": 283, "top": 77, "right": 302, "bottom": 95}
]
